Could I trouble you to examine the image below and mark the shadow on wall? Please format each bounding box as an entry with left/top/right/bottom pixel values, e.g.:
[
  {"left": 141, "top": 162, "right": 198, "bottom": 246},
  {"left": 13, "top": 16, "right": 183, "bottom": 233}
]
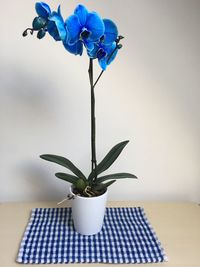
[
  {"left": 0, "top": 61, "right": 61, "bottom": 125},
  {"left": 17, "top": 160, "right": 68, "bottom": 201},
  {"left": 0, "top": 61, "right": 70, "bottom": 201}
]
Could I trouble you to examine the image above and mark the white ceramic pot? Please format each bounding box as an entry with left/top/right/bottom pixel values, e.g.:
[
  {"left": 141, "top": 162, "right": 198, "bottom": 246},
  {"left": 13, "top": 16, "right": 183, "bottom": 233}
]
[{"left": 69, "top": 186, "right": 108, "bottom": 235}]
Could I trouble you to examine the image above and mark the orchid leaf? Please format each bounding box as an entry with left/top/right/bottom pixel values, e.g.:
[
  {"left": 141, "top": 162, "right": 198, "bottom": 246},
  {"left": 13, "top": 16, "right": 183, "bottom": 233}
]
[
  {"left": 40, "top": 154, "right": 86, "bottom": 180},
  {"left": 55, "top": 172, "right": 79, "bottom": 184},
  {"left": 93, "top": 180, "right": 116, "bottom": 190},
  {"left": 97, "top": 172, "right": 137, "bottom": 183},
  {"left": 88, "top": 140, "right": 129, "bottom": 181}
]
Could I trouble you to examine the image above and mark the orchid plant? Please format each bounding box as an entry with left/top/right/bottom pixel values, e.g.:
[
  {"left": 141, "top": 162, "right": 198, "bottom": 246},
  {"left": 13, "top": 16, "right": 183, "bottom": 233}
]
[{"left": 23, "top": 2, "right": 137, "bottom": 197}]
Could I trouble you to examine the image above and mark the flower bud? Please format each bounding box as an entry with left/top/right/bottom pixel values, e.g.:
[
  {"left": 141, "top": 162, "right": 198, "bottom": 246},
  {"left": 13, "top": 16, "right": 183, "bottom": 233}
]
[
  {"left": 37, "top": 29, "right": 46, "bottom": 39},
  {"left": 22, "top": 30, "right": 28, "bottom": 37},
  {"left": 32, "top": 16, "right": 46, "bottom": 30},
  {"left": 117, "top": 44, "right": 123, "bottom": 49},
  {"left": 118, "top": 35, "right": 124, "bottom": 40}
]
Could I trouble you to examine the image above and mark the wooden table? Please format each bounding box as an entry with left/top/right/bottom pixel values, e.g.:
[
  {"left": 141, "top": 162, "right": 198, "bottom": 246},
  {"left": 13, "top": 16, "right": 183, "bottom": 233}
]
[{"left": 0, "top": 201, "right": 200, "bottom": 267}]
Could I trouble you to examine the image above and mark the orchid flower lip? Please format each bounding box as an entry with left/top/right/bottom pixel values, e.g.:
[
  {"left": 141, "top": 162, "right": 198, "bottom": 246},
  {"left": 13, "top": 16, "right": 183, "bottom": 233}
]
[
  {"left": 100, "top": 35, "right": 105, "bottom": 42},
  {"left": 97, "top": 48, "right": 107, "bottom": 59},
  {"left": 81, "top": 29, "right": 91, "bottom": 39}
]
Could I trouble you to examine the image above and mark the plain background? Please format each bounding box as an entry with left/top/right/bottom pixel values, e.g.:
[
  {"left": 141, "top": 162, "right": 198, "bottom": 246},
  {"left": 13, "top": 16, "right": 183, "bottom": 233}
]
[{"left": 0, "top": 0, "right": 199, "bottom": 202}]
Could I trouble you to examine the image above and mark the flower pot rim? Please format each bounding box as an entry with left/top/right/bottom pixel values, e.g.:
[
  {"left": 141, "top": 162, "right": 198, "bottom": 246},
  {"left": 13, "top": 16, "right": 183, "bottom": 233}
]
[{"left": 69, "top": 185, "right": 108, "bottom": 200}]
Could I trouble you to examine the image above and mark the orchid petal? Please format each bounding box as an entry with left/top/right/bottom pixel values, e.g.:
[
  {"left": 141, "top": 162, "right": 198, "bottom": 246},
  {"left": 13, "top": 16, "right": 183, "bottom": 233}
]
[
  {"left": 65, "top": 14, "right": 81, "bottom": 45},
  {"left": 63, "top": 40, "right": 83, "bottom": 56},
  {"left": 103, "top": 19, "right": 118, "bottom": 45},
  {"left": 99, "top": 57, "right": 107, "bottom": 70},
  {"left": 74, "top": 4, "right": 88, "bottom": 26},
  {"left": 105, "top": 42, "right": 118, "bottom": 65},
  {"left": 87, "top": 44, "right": 99, "bottom": 58},
  {"left": 85, "top": 12, "right": 105, "bottom": 42},
  {"left": 47, "top": 21, "right": 61, "bottom": 41},
  {"left": 48, "top": 7, "right": 67, "bottom": 41},
  {"left": 84, "top": 40, "right": 94, "bottom": 51},
  {"left": 35, "top": 2, "right": 51, "bottom": 19}
]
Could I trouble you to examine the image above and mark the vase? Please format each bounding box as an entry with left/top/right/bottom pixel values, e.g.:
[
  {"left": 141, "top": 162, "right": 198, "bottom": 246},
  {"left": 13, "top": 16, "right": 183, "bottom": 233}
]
[{"left": 69, "top": 186, "right": 108, "bottom": 235}]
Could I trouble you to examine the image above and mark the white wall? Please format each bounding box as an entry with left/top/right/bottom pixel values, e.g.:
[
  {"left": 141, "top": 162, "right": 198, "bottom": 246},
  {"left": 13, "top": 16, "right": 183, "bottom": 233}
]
[{"left": 0, "top": 0, "right": 199, "bottom": 202}]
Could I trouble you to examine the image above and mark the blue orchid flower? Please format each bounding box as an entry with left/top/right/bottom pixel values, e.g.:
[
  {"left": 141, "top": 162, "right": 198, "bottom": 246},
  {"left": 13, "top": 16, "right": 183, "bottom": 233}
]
[
  {"left": 88, "top": 41, "right": 118, "bottom": 70},
  {"left": 64, "top": 5, "right": 105, "bottom": 52},
  {"left": 23, "top": 2, "right": 123, "bottom": 70},
  {"left": 31, "top": 2, "right": 51, "bottom": 36},
  {"left": 32, "top": 2, "right": 67, "bottom": 41},
  {"left": 87, "top": 19, "right": 119, "bottom": 70}
]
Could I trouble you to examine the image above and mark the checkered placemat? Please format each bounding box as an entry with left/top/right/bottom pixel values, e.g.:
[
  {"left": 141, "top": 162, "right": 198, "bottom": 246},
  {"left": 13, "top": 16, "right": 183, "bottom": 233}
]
[{"left": 16, "top": 207, "right": 167, "bottom": 264}]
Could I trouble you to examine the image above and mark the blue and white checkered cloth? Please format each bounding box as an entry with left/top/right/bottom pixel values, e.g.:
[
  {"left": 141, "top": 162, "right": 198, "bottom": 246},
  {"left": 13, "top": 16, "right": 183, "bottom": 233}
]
[{"left": 17, "top": 207, "right": 167, "bottom": 264}]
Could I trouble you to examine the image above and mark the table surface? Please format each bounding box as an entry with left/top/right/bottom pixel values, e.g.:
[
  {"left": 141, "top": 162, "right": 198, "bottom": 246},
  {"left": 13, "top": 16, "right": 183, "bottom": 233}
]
[{"left": 0, "top": 201, "right": 200, "bottom": 267}]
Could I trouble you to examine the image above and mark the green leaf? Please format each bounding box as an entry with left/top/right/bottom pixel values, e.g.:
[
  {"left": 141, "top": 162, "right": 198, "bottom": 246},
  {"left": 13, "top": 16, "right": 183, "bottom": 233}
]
[
  {"left": 55, "top": 172, "right": 79, "bottom": 184},
  {"left": 40, "top": 154, "right": 86, "bottom": 180},
  {"left": 93, "top": 180, "right": 116, "bottom": 191},
  {"left": 75, "top": 178, "right": 88, "bottom": 192},
  {"left": 97, "top": 172, "right": 137, "bottom": 183},
  {"left": 88, "top": 140, "right": 129, "bottom": 181}
]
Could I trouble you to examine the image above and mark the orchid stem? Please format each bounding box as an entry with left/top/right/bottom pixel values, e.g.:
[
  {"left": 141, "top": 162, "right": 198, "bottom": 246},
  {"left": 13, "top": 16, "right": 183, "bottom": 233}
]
[
  {"left": 93, "top": 45, "right": 119, "bottom": 89},
  {"left": 93, "top": 70, "right": 104, "bottom": 89},
  {"left": 88, "top": 59, "right": 97, "bottom": 181},
  {"left": 88, "top": 43, "right": 121, "bottom": 182}
]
